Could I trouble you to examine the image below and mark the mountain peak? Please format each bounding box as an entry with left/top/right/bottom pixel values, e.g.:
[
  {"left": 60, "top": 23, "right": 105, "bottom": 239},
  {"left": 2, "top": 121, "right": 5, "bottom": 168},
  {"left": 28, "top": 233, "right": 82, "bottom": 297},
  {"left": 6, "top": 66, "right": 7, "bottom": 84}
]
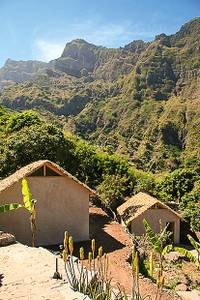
[
  {"left": 174, "top": 17, "right": 200, "bottom": 39},
  {"left": 60, "top": 38, "right": 98, "bottom": 61}
]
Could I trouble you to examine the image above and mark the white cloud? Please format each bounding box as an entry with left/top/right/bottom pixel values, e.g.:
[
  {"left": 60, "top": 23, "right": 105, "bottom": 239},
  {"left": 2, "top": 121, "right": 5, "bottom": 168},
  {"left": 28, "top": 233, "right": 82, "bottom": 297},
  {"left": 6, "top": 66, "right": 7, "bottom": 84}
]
[
  {"left": 32, "top": 20, "right": 155, "bottom": 62},
  {"left": 33, "top": 39, "right": 65, "bottom": 62}
]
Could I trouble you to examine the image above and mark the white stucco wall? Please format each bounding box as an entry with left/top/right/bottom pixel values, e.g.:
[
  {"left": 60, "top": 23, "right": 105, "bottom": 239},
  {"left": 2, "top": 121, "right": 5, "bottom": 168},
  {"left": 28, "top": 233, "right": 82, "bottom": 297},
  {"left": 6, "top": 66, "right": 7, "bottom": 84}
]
[{"left": 0, "top": 176, "right": 90, "bottom": 246}]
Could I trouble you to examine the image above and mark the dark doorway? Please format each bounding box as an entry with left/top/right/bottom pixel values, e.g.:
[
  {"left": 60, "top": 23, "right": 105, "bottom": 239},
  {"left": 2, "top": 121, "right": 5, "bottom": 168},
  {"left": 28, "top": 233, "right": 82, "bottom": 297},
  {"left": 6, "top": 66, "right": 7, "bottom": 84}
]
[{"left": 166, "top": 222, "right": 175, "bottom": 243}]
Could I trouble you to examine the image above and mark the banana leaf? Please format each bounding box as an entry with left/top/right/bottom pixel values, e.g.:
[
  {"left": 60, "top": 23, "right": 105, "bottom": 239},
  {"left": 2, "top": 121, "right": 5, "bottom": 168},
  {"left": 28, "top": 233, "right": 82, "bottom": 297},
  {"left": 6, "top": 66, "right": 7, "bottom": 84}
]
[
  {"left": 187, "top": 234, "right": 200, "bottom": 252},
  {"left": 162, "top": 244, "right": 173, "bottom": 256},
  {"left": 0, "top": 203, "right": 22, "bottom": 213},
  {"left": 22, "top": 178, "right": 32, "bottom": 211},
  {"left": 143, "top": 219, "right": 161, "bottom": 252},
  {"left": 174, "top": 246, "right": 198, "bottom": 264}
]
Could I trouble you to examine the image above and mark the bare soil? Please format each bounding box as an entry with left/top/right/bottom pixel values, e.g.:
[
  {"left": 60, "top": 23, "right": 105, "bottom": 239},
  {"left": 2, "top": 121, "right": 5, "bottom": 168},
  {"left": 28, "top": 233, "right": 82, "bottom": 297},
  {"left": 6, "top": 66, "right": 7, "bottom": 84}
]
[{"left": 76, "top": 205, "right": 177, "bottom": 299}]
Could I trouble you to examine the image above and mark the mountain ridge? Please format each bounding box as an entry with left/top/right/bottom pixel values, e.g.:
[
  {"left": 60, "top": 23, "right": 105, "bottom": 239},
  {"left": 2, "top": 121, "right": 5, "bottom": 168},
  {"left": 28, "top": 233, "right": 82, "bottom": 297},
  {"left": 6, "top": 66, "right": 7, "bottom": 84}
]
[{"left": 0, "top": 17, "right": 199, "bottom": 172}]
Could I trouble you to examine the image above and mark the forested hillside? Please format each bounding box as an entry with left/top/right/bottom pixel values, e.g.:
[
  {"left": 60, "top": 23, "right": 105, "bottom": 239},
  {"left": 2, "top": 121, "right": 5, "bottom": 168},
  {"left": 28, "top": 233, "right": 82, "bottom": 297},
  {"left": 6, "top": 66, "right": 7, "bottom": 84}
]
[
  {"left": 0, "top": 17, "right": 199, "bottom": 174},
  {"left": 0, "top": 107, "right": 199, "bottom": 230}
]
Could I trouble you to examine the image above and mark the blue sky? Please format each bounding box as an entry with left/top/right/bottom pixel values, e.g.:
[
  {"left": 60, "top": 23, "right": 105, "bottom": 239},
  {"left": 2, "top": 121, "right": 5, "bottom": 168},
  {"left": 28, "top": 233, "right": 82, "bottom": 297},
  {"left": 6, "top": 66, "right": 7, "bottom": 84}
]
[{"left": 0, "top": 0, "right": 199, "bottom": 66}]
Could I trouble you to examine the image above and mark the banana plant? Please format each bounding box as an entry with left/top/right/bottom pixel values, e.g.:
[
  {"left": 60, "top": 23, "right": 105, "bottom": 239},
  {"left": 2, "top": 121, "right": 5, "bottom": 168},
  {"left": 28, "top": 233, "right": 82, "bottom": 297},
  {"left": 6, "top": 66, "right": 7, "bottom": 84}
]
[
  {"left": 0, "top": 178, "right": 37, "bottom": 247},
  {"left": 143, "top": 219, "right": 173, "bottom": 274},
  {"left": 174, "top": 234, "right": 200, "bottom": 268}
]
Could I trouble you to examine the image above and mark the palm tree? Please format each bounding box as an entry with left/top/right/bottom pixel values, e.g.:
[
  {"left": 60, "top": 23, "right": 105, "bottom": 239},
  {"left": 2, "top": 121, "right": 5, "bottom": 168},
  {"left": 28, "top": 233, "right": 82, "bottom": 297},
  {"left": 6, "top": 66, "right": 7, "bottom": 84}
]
[{"left": 0, "top": 178, "right": 37, "bottom": 247}]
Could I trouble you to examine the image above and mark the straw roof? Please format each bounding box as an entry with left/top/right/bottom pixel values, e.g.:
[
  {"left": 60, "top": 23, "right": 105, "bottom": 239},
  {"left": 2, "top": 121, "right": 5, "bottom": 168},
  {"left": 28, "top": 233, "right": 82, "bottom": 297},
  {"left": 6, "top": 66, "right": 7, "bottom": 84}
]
[
  {"left": 117, "top": 192, "right": 181, "bottom": 224},
  {"left": 0, "top": 160, "right": 95, "bottom": 195}
]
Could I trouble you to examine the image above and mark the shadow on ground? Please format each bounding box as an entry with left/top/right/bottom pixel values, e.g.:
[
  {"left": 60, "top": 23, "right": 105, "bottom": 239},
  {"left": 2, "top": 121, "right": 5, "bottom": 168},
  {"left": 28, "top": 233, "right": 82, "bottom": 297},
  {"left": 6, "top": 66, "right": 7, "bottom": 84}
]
[
  {"left": 45, "top": 210, "right": 125, "bottom": 257},
  {"left": 75, "top": 211, "right": 125, "bottom": 256}
]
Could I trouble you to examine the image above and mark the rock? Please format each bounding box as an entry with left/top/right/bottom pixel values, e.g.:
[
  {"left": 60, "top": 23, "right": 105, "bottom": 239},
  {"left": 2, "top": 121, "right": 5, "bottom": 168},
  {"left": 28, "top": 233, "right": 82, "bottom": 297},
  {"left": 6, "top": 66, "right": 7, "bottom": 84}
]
[
  {"left": 0, "top": 232, "right": 16, "bottom": 246},
  {"left": 175, "top": 284, "right": 188, "bottom": 291},
  {"left": 164, "top": 251, "right": 184, "bottom": 263}
]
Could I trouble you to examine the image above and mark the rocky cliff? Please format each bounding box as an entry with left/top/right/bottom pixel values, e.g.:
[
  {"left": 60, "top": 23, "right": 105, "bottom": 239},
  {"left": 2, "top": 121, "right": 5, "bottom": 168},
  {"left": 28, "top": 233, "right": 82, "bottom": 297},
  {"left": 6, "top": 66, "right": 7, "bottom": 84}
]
[{"left": 0, "top": 17, "right": 199, "bottom": 172}]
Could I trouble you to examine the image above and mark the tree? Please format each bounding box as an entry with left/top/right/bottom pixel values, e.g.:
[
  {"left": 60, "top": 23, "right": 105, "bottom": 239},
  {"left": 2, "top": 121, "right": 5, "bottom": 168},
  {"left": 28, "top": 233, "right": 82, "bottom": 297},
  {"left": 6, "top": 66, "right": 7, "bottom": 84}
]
[
  {"left": 97, "top": 174, "right": 129, "bottom": 216},
  {"left": 0, "top": 124, "right": 67, "bottom": 178},
  {"left": 157, "top": 168, "right": 198, "bottom": 202},
  {"left": 0, "top": 179, "right": 37, "bottom": 247},
  {"left": 6, "top": 111, "right": 42, "bottom": 133},
  {"left": 180, "top": 191, "right": 200, "bottom": 231},
  {"left": 134, "top": 175, "right": 155, "bottom": 194}
]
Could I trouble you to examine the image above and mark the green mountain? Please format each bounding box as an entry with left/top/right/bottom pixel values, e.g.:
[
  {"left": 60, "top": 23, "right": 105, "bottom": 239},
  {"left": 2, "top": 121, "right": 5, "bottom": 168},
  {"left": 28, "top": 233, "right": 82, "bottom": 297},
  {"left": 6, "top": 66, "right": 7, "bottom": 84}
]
[{"left": 0, "top": 17, "right": 199, "bottom": 172}]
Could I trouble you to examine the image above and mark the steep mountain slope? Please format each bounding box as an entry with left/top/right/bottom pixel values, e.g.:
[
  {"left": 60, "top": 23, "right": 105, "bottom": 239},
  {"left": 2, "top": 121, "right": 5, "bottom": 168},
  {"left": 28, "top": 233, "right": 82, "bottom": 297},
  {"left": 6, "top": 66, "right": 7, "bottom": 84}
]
[
  {"left": 0, "top": 59, "right": 47, "bottom": 89},
  {"left": 0, "top": 17, "right": 199, "bottom": 172}
]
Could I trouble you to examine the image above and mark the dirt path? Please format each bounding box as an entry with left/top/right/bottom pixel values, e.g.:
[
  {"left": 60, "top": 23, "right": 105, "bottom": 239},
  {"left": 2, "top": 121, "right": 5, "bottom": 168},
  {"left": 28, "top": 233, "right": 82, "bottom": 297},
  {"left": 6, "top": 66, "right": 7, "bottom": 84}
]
[{"left": 79, "top": 205, "right": 178, "bottom": 299}]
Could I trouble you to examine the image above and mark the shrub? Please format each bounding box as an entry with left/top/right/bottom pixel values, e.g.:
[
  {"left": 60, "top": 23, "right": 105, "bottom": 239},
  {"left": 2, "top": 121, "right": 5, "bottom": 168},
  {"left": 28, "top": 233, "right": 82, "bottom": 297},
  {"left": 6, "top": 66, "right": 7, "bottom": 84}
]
[{"left": 97, "top": 174, "right": 130, "bottom": 214}]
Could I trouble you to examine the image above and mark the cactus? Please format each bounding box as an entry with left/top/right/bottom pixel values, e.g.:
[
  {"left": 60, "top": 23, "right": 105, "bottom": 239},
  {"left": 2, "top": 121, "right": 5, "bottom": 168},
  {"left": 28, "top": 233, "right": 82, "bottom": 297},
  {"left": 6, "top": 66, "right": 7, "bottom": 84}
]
[
  {"left": 98, "top": 246, "right": 103, "bottom": 257},
  {"left": 63, "top": 231, "right": 68, "bottom": 250},
  {"left": 68, "top": 236, "right": 74, "bottom": 255},
  {"left": 61, "top": 232, "right": 157, "bottom": 300}
]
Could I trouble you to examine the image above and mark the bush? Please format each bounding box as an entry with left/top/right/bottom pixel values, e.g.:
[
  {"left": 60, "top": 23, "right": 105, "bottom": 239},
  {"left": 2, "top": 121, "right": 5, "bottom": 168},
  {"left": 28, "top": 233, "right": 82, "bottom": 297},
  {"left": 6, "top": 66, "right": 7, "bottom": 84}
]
[
  {"left": 156, "top": 168, "right": 198, "bottom": 202},
  {"left": 6, "top": 110, "right": 42, "bottom": 133},
  {"left": 180, "top": 191, "right": 200, "bottom": 231},
  {"left": 97, "top": 174, "right": 130, "bottom": 212}
]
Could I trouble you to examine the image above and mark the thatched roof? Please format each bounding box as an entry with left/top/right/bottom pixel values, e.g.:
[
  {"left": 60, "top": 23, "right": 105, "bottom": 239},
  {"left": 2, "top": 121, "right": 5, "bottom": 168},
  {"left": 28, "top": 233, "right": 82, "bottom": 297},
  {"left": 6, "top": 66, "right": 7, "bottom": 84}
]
[
  {"left": 117, "top": 192, "right": 181, "bottom": 224},
  {"left": 0, "top": 160, "right": 95, "bottom": 195}
]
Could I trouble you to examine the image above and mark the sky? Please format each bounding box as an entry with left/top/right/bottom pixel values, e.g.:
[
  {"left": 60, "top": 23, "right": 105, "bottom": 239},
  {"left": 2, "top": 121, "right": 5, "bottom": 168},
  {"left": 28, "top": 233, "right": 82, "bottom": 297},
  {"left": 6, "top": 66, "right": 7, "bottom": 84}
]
[{"left": 0, "top": 0, "right": 199, "bottom": 67}]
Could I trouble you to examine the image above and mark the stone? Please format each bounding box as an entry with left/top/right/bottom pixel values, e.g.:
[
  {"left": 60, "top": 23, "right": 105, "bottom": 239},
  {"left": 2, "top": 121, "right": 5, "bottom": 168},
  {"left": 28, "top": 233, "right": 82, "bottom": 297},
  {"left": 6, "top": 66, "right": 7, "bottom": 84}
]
[
  {"left": 0, "top": 232, "right": 16, "bottom": 246},
  {"left": 164, "top": 251, "right": 184, "bottom": 263},
  {"left": 175, "top": 284, "right": 188, "bottom": 291}
]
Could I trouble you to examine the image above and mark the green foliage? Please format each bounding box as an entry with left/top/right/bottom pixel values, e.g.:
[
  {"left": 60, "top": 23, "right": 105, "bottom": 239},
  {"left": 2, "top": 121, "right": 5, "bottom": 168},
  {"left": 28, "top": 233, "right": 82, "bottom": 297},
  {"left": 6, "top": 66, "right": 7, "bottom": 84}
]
[
  {"left": 180, "top": 191, "right": 200, "bottom": 231},
  {"left": 0, "top": 179, "right": 37, "bottom": 246},
  {"left": 134, "top": 175, "right": 156, "bottom": 194},
  {"left": 6, "top": 111, "right": 42, "bottom": 133},
  {"left": 0, "top": 203, "right": 22, "bottom": 212},
  {"left": 0, "top": 123, "right": 67, "bottom": 178},
  {"left": 143, "top": 219, "right": 173, "bottom": 277},
  {"left": 97, "top": 174, "right": 130, "bottom": 211},
  {"left": 156, "top": 168, "right": 198, "bottom": 202}
]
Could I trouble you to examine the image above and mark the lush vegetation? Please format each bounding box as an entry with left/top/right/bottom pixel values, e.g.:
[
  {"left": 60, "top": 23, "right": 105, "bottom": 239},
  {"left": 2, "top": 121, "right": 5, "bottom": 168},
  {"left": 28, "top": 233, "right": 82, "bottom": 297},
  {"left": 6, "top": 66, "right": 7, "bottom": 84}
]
[
  {"left": 0, "top": 108, "right": 199, "bottom": 231},
  {"left": 133, "top": 220, "right": 200, "bottom": 291},
  {"left": 0, "top": 18, "right": 199, "bottom": 172}
]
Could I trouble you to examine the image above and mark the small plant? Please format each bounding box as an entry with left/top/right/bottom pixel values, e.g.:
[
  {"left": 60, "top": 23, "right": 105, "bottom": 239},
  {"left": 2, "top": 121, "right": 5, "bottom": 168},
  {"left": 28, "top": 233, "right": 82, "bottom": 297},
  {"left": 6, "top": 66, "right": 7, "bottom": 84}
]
[
  {"left": 62, "top": 232, "right": 114, "bottom": 299},
  {"left": 149, "top": 252, "right": 154, "bottom": 278},
  {"left": 143, "top": 219, "right": 173, "bottom": 277},
  {"left": 0, "top": 178, "right": 37, "bottom": 247},
  {"left": 61, "top": 232, "right": 161, "bottom": 300},
  {"left": 174, "top": 234, "right": 200, "bottom": 268}
]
